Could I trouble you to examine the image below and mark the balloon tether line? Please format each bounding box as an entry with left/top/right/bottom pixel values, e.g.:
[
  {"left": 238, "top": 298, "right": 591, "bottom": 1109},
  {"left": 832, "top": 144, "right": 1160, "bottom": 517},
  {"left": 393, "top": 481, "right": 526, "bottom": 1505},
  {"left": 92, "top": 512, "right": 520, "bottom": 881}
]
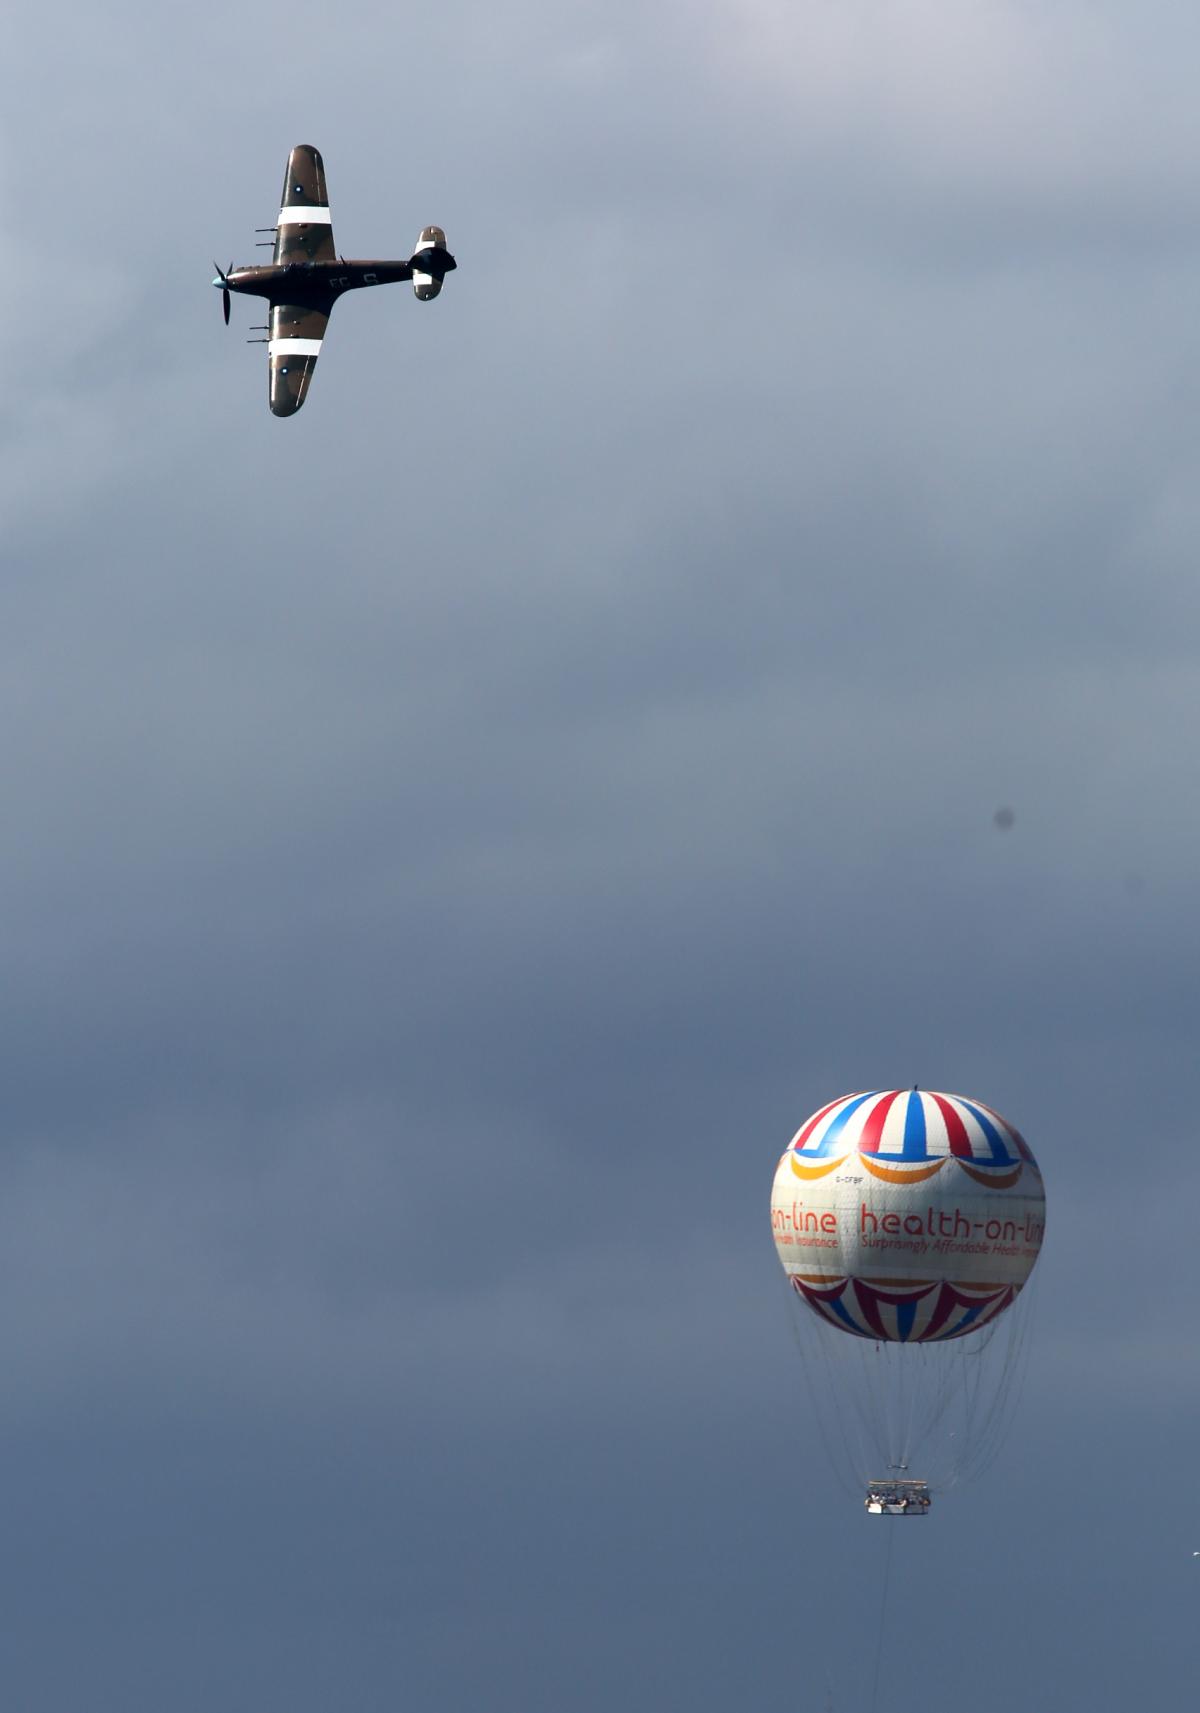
[{"left": 869, "top": 1521, "right": 894, "bottom": 1713}]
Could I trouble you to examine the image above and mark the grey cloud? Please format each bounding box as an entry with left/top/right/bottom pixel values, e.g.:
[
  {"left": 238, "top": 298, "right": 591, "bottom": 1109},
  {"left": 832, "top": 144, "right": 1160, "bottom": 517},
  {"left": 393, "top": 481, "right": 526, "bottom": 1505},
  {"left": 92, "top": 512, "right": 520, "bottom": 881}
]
[{"left": 1, "top": 1, "right": 1198, "bottom": 1706}]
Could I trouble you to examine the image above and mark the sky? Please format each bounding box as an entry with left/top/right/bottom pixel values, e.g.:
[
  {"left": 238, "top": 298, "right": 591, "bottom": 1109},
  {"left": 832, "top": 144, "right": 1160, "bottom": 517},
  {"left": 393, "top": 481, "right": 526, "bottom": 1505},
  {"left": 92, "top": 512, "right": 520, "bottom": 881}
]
[{"left": 3, "top": 2, "right": 1199, "bottom": 1707}]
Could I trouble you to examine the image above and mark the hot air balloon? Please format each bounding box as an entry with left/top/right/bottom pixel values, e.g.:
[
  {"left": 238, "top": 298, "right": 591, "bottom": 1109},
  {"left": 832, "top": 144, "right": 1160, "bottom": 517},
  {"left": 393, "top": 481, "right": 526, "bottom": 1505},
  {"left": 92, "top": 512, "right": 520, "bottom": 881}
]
[{"left": 770, "top": 1088, "right": 1045, "bottom": 1510}]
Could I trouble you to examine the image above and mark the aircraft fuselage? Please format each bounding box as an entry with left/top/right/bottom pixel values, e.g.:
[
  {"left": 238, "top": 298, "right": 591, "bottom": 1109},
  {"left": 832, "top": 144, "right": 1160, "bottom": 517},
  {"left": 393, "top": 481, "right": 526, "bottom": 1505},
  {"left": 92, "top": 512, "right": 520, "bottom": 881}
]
[{"left": 221, "top": 259, "right": 420, "bottom": 307}]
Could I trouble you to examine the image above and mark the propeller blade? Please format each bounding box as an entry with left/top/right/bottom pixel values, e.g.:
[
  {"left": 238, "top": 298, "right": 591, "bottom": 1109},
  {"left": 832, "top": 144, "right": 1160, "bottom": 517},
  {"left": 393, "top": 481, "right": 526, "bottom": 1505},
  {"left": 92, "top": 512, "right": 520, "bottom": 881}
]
[{"left": 215, "top": 262, "right": 233, "bottom": 325}]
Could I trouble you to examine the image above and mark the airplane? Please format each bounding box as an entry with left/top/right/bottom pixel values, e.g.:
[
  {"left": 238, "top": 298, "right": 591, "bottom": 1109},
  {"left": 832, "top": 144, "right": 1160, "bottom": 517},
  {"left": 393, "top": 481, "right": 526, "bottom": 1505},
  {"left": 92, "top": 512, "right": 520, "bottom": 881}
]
[{"left": 213, "top": 144, "right": 456, "bottom": 416}]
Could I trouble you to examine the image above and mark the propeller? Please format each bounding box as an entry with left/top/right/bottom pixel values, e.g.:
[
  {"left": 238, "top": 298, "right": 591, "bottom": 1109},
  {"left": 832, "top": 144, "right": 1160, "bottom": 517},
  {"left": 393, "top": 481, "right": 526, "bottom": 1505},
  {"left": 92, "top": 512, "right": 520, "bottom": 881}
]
[{"left": 213, "top": 260, "right": 233, "bottom": 325}]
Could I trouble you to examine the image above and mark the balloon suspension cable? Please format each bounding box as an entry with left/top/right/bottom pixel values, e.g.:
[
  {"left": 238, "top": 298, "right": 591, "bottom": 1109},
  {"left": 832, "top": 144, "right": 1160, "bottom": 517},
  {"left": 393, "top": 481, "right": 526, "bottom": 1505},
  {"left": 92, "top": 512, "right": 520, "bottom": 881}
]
[{"left": 868, "top": 1520, "right": 895, "bottom": 1713}]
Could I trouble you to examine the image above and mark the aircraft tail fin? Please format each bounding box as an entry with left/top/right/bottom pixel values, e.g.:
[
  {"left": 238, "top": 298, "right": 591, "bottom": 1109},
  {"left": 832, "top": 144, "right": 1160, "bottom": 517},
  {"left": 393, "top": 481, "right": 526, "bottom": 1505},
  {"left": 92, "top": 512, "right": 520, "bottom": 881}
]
[{"left": 412, "top": 227, "right": 456, "bottom": 299}]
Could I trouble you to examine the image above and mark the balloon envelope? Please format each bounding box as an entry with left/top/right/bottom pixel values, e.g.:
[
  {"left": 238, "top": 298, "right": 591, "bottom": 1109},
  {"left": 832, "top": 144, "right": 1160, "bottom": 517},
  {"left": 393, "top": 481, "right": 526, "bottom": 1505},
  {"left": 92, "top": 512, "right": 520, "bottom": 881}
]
[{"left": 771, "top": 1089, "right": 1045, "bottom": 1343}]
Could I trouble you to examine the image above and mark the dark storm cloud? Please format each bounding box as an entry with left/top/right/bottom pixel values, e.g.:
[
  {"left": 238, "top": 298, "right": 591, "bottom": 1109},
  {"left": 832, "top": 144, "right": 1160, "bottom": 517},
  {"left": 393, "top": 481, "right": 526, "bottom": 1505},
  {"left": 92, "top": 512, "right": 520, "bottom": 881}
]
[{"left": 2, "top": 2, "right": 1200, "bottom": 1708}]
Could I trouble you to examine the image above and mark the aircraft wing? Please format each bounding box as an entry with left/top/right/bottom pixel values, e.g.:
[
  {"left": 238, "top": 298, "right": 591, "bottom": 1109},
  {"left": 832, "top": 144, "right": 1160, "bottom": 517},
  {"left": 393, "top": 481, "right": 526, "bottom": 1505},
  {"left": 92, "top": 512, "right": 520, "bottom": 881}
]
[
  {"left": 268, "top": 300, "right": 331, "bottom": 417},
  {"left": 273, "top": 144, "right": 336, "bottom": 265}
]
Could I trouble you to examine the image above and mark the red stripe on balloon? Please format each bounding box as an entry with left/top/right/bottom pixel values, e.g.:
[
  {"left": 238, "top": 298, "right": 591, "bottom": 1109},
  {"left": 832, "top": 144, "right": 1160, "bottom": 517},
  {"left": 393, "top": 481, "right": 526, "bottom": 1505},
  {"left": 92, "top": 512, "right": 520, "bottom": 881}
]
[
  {"left": 857, "top": 1090, "right": 901, "bottom": 1156},
  {"left": 930, "top": 1091, "right": 973, "bottom": 1159},
  {"left": 920, "top": 1282, "right": 959, "bottom": 1341},
  {"left": 973, "top": 1096, "right": 1033, "bottom": 1163},
  {"left": 791, "top": 1093, "right": 854, "bottom": 1152},
  {"left": 851, "top": 1279, "right": 891, "bottom": 1341},
  {"left": 937, "top": 1286, "right": 1015, "bottom": 1341}
]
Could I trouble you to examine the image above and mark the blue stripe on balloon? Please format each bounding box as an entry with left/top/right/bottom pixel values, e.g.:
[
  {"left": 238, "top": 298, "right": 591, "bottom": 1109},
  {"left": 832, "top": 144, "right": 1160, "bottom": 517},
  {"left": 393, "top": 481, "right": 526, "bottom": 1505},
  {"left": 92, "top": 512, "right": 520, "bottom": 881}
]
[
  {"left": 931, "top": 1302, "right": 987, "bottom": 1340},
  {"left": 826, "top": 1293, "right": 871, "bottom": 1337},
  {"left": 805, "top": 1091, "right": 878, "bottom": 1156},
  {"left": 896, "top": 1299, "right": 917, "bottom": 1342},
  {"left": 901, "top": 1090, "right": 928, "bottom": 1160},
  {"left": 958, "top": 1097, "right": 1015, "bottom": 1164}
]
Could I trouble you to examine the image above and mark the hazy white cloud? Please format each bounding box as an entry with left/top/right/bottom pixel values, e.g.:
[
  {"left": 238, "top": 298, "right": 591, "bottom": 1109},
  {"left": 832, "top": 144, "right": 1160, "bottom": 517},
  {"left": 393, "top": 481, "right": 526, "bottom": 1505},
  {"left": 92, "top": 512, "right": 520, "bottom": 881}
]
[{"left": 696, "top": 0, "right": 1200, "bottom": 195}]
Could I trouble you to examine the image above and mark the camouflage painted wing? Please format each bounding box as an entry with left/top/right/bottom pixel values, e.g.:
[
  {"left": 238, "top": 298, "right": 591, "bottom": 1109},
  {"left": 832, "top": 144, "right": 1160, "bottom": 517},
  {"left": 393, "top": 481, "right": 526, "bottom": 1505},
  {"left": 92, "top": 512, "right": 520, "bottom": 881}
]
[
  {"left": 268, "top": 300, "right": 331, "bottom": 417},
  {"left": 273, "top": 144, "right": 336, "bottom": 266}
]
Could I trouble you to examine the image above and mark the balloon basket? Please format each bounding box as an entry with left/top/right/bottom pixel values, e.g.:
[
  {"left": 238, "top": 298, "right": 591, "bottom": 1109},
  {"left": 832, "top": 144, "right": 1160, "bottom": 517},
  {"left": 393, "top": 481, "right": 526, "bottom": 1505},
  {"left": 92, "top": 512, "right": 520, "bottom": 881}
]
[{"left": 864, "top": 1479, "right": 931, "bottom": 1516}]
